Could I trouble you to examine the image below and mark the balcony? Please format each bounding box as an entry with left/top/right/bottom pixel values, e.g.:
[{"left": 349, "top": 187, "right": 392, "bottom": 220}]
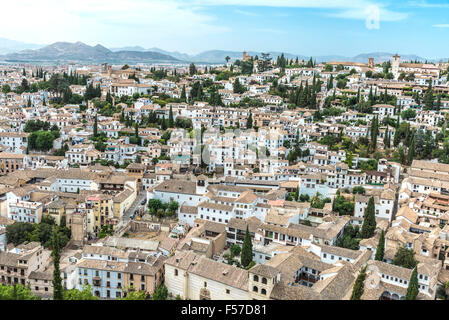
[{"left": 93, "top": 277, "right": 101, "bottom": 287}]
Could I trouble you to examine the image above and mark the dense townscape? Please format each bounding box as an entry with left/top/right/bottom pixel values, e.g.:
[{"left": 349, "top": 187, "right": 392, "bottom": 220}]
[{"left": 1, "top": 50, "right": 449, "bottom": 301}]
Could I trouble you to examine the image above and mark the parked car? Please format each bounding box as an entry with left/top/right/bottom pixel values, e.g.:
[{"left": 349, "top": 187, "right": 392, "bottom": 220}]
[{"left": 141, "top": 199, "right": 147, "bottom": 205}]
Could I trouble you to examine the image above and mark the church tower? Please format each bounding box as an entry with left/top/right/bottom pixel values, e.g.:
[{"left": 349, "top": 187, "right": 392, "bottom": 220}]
[
  {"left": 195, "top": 175, "right": 208, "bottom": 195},
  {"left": 392, "top": 54, "right": 401, "bottom": 80}
]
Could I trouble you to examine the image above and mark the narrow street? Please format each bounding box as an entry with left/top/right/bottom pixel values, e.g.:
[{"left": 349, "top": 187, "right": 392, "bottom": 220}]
[{"left": 114, "top": 190, "right": 147, "bottom": 234}]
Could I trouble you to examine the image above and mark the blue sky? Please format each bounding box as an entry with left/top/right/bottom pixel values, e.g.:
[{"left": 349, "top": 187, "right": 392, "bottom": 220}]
[{"left": 1, "top": 0, "right": 449, "bottom": 58}]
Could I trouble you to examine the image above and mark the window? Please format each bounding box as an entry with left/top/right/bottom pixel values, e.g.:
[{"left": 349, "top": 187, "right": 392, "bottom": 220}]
[
  {"left": 226, "top": 289, "right": 230, "bottom": 294},
  {"left": 261, "top": 289, "right": 267, "bottom": 295},
  {"left": 253, "top": 275, "right": 259, "bottom": 282},
  {"left": 175, "top": 269, "right": 178, "bottom": 276},
  {"left": 204, "top": 282, "right": 207, "bottom": 288},
  {"left": 262, "top": 277, "right": 267, "bottom": 284},
  {"left": 253, "top": 286, "right": 258, "bottom": 293}
]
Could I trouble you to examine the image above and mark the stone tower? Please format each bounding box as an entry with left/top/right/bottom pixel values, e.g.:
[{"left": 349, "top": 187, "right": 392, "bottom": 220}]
[
  {"left": 368, "top": 57, "right": 374, "bottom": 69},
  {"left": 70, "top": 212, "right": 86, "bottom": 247},
  {"left": 392, "top": 54, "right": 401, "bottom": 80}
]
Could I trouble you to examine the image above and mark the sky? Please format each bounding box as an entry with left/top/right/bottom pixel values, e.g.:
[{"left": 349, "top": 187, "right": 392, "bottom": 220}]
[{"left": 1, "top": 0, "right": 449, "bottom": 58}]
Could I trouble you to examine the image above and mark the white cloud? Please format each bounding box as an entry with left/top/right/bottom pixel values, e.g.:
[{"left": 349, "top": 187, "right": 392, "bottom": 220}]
[
  {"left": 235, "top": 9, "right": 259, "bottom": 16},
  {"left": 0, "top": 0, "right": 229, "bottom": 49},
  {"left": 0, "top": 0, "right": 408, "bottom": 51},
  {"left": 433, "top": 24, "right": 449, "bottom": 28},
  {"left": 409, "top": 1, "right": 449, "bottom": 8},
  {"left": 194, "top": 0, "right": 408, "bottom": 24}
]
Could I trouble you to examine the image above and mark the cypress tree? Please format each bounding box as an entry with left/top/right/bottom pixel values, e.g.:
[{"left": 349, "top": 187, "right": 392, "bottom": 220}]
[
  {"left": 247, "top": 112, "right": 253, "bottom": 129},
  {"left": 52, "top": 227, "right": 64, "bottom": 300},
  {"left": 383, "top": 123, "right": 390, "bottom": 149},
  {"left": 93, "top": 115, "right": 98, "bottom": 137},
  {"left": 394, "top": 115, "right": 401, "bottom": 147},
  {"left": 180, "top": 85, "right": 186, "bottom": 102},
  {"left": 361, "top": 197, "right": 376, "bottom": 239},
  {"left": 161, "top": 115, "right": 167, "bottom": 130},
  {"left": 241, "top": 226, "right": 253, "bottom": 268},
  {"left": 350, "top": 266, "right": 367, "bottom": 300},
  {"left": 374, "top": 230, "right": 385, "bottom": 261},
  {"left": 407, "top": 134, "right": 415, "bottom": 165},
  {"left": 424, "top": 81, "right": 434, "bottom": 110},
  {"left": 405, "top": 266, "right": 419, "bottom": 300},
  {"left": 370, "top": 116, "right": 378, "bottom": 153},
  {"left": 169, "top": 106, "right": 174, "bottom": 128},
  {"left": 106, "top": 91, "right": 113, "bottom": 105}
]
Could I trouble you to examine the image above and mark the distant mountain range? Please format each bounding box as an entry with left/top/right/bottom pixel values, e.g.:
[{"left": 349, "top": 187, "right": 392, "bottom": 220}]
[
  {"left": 0, "top": 37, "right": 43, "bottom": 55},
  {"left": 0, "top": 39, "right": 446, "bottom": 65},
  {"left": 1, "top": 42, "right": 181, "bottom": 64},
  {"left": 109, "top": 47, "right": 434, "bottom": 64}
]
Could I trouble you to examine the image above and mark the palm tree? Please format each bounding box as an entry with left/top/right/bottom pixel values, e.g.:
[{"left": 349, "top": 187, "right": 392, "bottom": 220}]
[{"left": 225, "top": 56, "right": 231, "bottom": 64}]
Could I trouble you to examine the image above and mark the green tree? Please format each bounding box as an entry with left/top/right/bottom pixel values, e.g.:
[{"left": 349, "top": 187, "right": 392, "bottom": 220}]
[
  {"left": 352, "top": 186, "right": 366, "bottom": 195},
  {"left": 424, "top": 81, "right": 434, "bottom": 110},
  {"left": 405, "top": 266, "right": 419, "bottom": 300},
  {"left": 393, "top": 247, "right": 418, "bottom": 269},
  {"left": 233, "top": 78, "right": 246, "bottom": 94},
  {"left": 246, "top": 112, "right": 253, "bottom": 129},
  {"left": 52, "top": 227, "right": 64, "bottom": 300},
  {"left": 332, "top": 194, "right": 354, "bottom": 216},
  {"left": 180, "top": 85, "right": 187, "bottom": 102},
  {"left": 121, "top": 290, "right": 147, "bottom": 300},
  {"left": 93, "top": 115, "right": 98, "bottom": 137},
  {"left": 152, "top": 284, "right": 168, "bottom": 300},
  {"left": 361, "top": 197, "right": 376, "bottom": 239},
  {"left": 63, "top": 285, "right": 99, "bottom": 300},
  {"left": 374, "top": 230, "right": 385, "bottom": 261},
  {"left": 169, "top": 106, "right": 174, "bottom": 128},
  {"left": 189, "top": 63, "right": 197, "bottom": 76},
  {"left": 6, "top": 222, "right": 35, "bottom": 245},
  {"left": 350, "top": 266, "right": 367, "bottom": 300},
  {"left": 161, "top": 115, "right": 167, "bottom": 130},
  {"left": 1, "top": 84, "right": 11, "bottom": 94},
  {"left": 401, "top": 109, "right": 416, "bottom": 120},
  {"left": 241, "top": 226, "right": 253, "bottom": 268},
  {"left": 0, "top": 284, "right": 39, "bottom": 300},
  {"left": 230, "top": 244, "right": 241, "bottom": 257},
  {"left": 407, "top": 134, "right": 415, "bottom": 165}
]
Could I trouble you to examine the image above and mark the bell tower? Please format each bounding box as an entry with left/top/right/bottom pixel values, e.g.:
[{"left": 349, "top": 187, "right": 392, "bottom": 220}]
[
  {"left": 196, "top": 175, "right": 208, "bottom": 195},
  {"left": 392, "top": 54, "right": 401, "bottom": 80}
]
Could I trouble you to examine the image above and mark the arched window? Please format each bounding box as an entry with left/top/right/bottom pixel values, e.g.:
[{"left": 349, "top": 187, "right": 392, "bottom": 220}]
[
  {"left": 253, "top": 275, "right": 259, "bottom": 282},
  {"left": 261, "top": 289, "right": 267, "bottom": 295},
  {"left": 253, "top": 286, "right": 258, "bottom": 293},
  {"left": 262, "top": 277, "right": 267, "bottom": 284}
]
